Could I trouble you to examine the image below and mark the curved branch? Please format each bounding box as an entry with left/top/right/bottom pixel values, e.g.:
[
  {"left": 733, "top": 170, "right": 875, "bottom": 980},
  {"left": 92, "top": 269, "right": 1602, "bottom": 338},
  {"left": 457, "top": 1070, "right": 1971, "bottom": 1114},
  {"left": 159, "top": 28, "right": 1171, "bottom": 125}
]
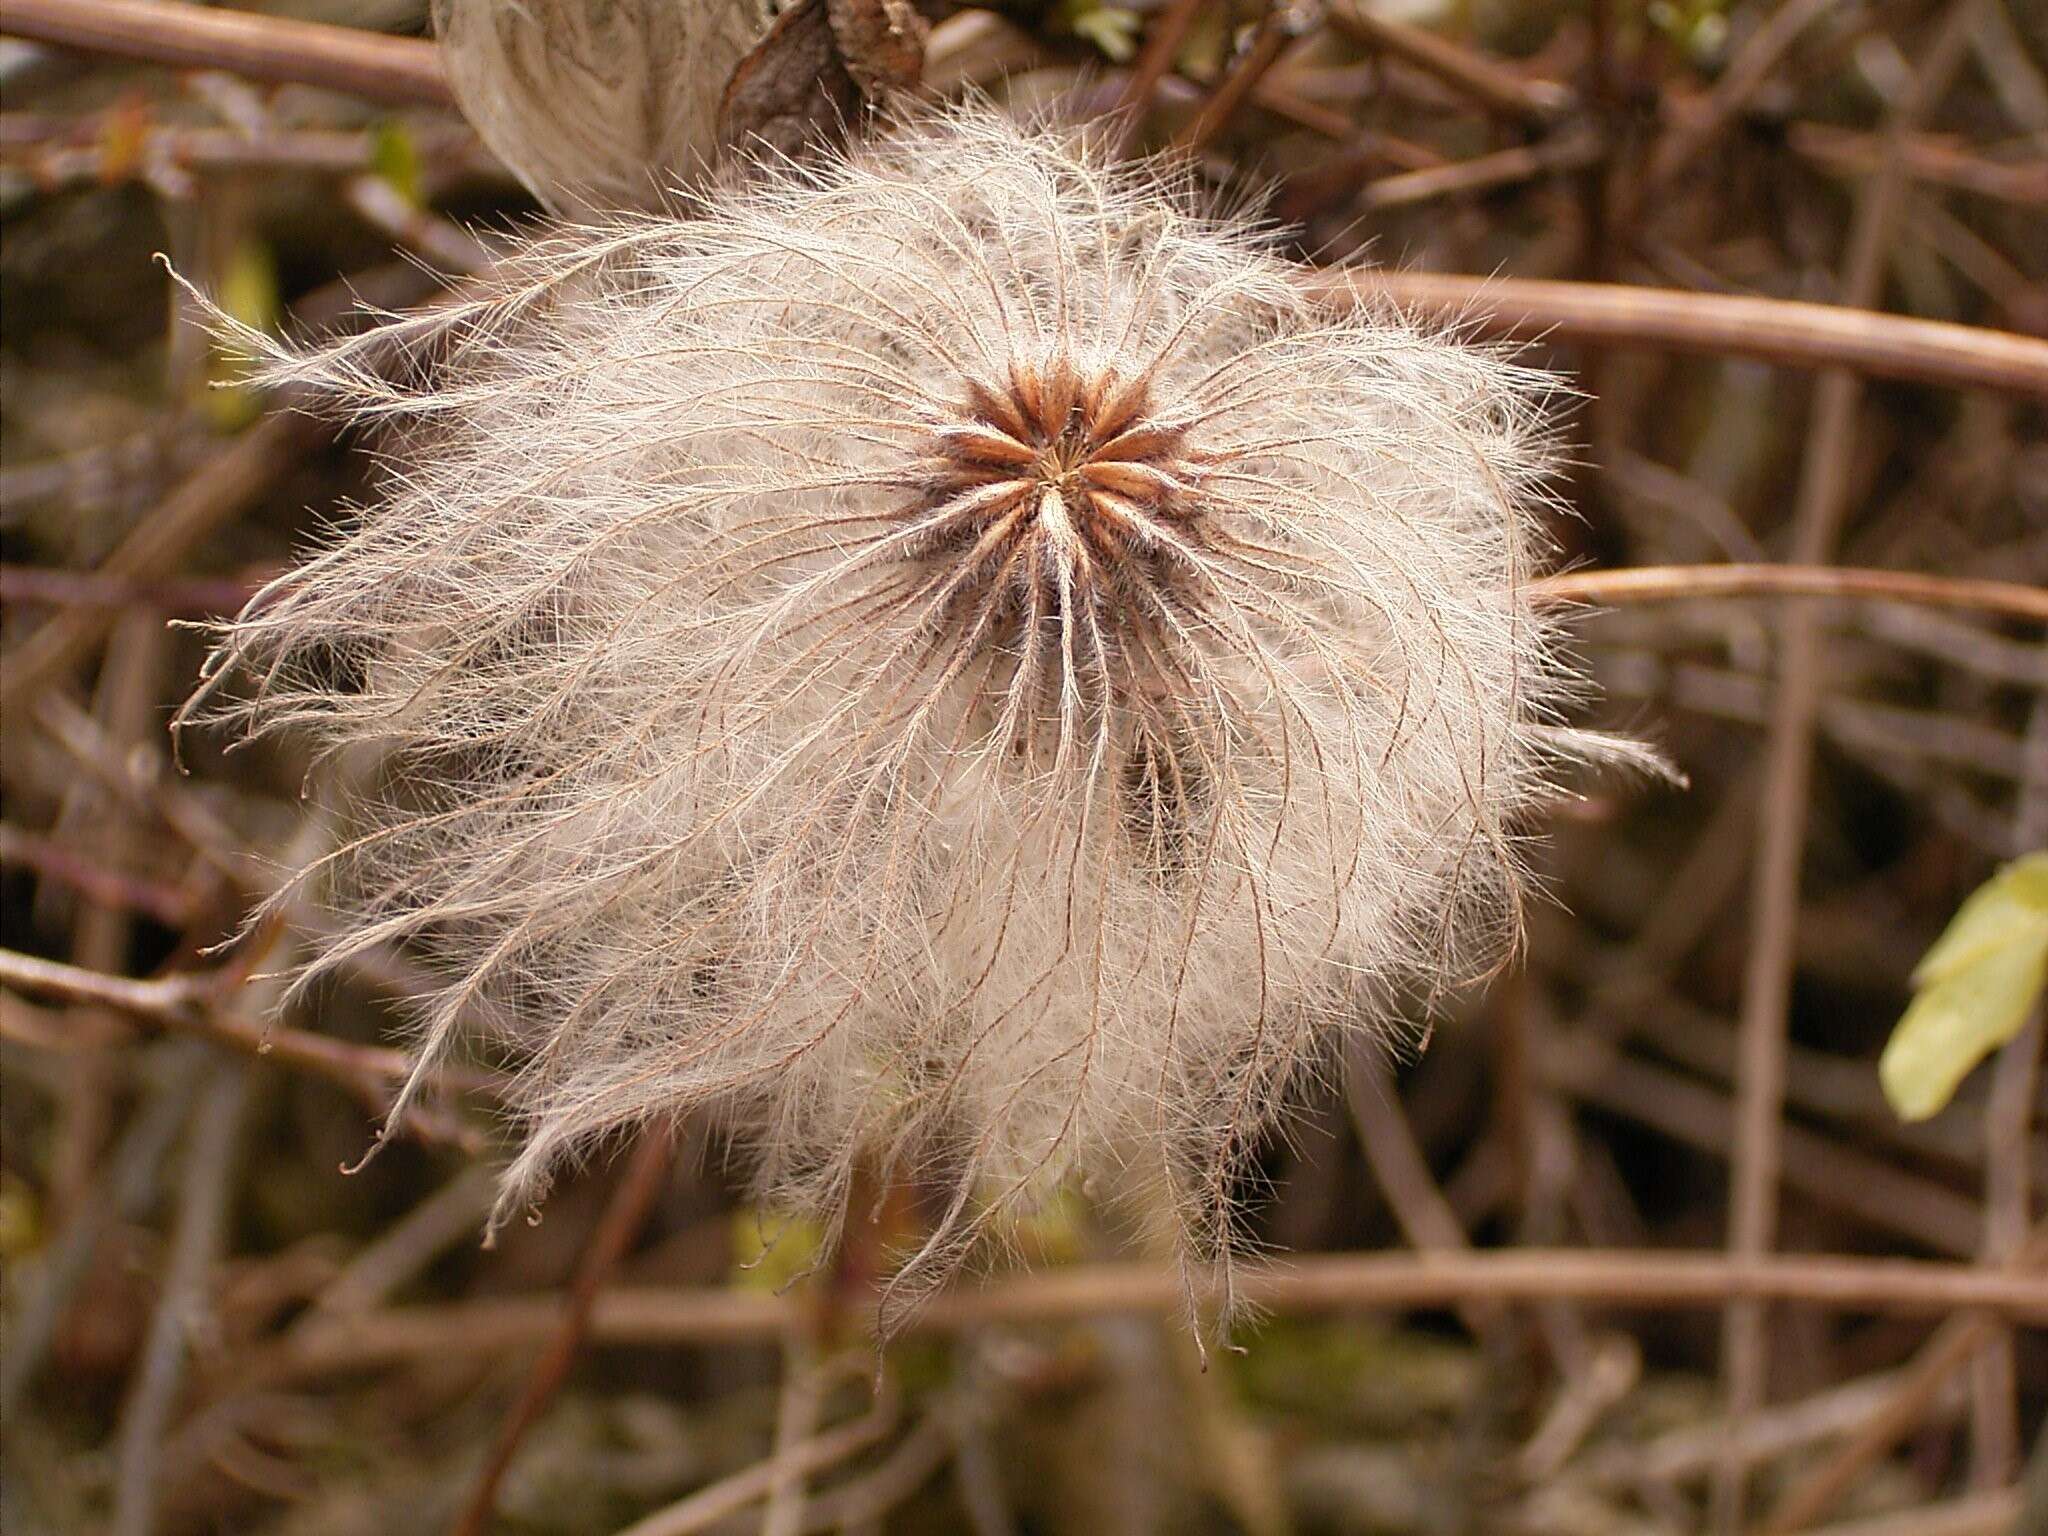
[
  {"left": 259, "top": 1250, "right": 2048, "bottom": 1381},
  {"left": 1531, "top": 565, "right": 2048, "bottom": 624},
  {"left": 0, "top": 0, "right": 450, "bottom": 105},
  {"left": 1322, "top": 270, "right": 2048, "bottom": 397},
  {"left": 0, "top": 948, "right": 499, "bottom": 1139}
]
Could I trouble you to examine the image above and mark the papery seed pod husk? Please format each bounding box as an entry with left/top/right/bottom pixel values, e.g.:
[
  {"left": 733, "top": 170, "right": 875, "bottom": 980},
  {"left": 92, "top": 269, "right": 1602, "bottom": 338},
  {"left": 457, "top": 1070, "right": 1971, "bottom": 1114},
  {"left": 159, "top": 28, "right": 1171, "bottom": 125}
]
[
  {"left": 185, "top": 107, "right": 1656, "bottom": 1323},
  {"left": 433, "top": 0, "right": 778, "bottom": 215}
]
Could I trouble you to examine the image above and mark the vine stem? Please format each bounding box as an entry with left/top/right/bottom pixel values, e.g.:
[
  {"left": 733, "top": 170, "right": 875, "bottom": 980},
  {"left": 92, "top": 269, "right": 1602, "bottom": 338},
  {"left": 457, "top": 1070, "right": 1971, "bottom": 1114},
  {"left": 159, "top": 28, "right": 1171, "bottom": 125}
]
[
  {"left": 1528, "top": 564, "right": 2048, "bottom": 623},
  {"left": 1321, "top": 270, "right": 2048, "bottom": 397},
  {"left": 0, "top": 0, "right": 449, "bottom": 103},
  {"left": 253, "top": 1247, "right": 2048, "bottom": 1383}
]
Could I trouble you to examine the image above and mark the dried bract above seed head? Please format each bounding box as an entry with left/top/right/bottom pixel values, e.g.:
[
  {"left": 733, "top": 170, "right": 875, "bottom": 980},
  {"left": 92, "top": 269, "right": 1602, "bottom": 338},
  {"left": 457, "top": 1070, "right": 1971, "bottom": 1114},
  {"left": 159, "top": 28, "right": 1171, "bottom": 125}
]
[
  {"left": 191, "top": 108, "right": 1621, "bottom": 1316},
  {"left": 431, "top": 0, "right": 779, "bottom": 214}
]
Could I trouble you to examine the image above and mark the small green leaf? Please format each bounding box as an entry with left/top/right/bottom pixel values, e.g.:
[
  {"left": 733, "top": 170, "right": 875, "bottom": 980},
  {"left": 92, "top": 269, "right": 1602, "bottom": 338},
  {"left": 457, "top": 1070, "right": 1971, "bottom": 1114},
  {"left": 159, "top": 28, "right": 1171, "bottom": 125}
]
[
  {"left": 1880, "top": 853, "right": 2048, "bottom": 1122},
  {"left": 204, "top": 236, "right": 280, "bottom": 429},
  {"left": 1008, "top": 1187, "right": 1087, "bottom": 1265},
  {"left": 727, "top": 1207, "right": 826, "bottom": 1293},
  {"left": 1647, "top": 0, "right": 1732, "bottom": 66},
  {"left": 216, "top": 236, "right": 281, "bottom": 334},
  {"left": 1069, "top": 4, "right": 1142, "bottom": 62},
  {"left": 371, "top": 120, "right": 424, "bottom": 208},
  {"left": 0, "top": 1169, "right": 39, "bottom": 1261}
]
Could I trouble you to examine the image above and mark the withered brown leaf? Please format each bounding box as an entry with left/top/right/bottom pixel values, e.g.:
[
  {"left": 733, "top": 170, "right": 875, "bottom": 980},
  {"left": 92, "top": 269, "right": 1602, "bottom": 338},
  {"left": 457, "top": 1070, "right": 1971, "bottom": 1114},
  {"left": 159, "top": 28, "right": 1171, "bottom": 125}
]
[{"left": 716, "top": 0, "right": 932, "bottom": 164}]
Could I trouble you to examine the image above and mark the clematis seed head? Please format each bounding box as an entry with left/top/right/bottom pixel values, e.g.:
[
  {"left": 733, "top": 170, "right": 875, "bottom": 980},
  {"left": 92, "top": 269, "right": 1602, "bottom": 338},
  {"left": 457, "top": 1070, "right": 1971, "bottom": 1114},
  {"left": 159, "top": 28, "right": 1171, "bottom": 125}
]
[{"left": 186, "top": 107, "right": 1637, "bottom": 1320}]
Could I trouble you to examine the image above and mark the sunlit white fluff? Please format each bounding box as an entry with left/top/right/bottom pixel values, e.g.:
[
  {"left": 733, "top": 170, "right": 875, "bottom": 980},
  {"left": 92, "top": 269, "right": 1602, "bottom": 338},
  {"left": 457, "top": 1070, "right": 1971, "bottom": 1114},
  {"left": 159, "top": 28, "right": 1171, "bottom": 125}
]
[{"left": 188, "top": 108, "right": 1620, "bottom": 1317}]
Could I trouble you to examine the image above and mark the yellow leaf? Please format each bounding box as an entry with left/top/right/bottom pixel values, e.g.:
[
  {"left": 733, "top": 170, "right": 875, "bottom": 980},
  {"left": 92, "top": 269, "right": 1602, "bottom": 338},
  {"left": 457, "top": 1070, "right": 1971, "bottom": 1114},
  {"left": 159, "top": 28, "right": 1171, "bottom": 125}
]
[
  {"left": 1912, "top": 850, "right": 2048, "bottom": 986},
  {"left": 1880, "top": 855, "right": 2048, "bottom": 1122},
  {"left": 1068, "top": 4, "right": 1143, "bottom": 62}
]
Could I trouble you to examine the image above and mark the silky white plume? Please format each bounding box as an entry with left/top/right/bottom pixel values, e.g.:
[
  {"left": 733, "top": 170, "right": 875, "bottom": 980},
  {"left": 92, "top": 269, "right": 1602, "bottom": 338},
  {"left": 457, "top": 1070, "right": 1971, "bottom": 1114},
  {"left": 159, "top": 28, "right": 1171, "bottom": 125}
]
[{"left": 189, "top": 108, "right": 1619, "bottom": 1312}]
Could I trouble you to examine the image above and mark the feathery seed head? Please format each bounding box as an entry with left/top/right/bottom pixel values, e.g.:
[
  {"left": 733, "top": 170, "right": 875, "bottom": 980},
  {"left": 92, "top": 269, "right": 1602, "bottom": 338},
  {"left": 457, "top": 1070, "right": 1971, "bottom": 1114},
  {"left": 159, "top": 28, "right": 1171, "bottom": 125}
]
[{"left": 191, "top": 107, "right": 1619, "bottom": 1317}]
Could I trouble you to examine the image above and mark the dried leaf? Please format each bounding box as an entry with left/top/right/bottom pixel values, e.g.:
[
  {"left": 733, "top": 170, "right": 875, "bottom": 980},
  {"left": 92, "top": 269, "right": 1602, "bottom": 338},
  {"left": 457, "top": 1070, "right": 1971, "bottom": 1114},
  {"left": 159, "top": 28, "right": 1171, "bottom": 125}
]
[
  {"left": 716, "top": 0, "right": 929, "bottom": 163},
  {"left": 825, "top": 0, "right": 929, "bottom": 100},
  {"left": 715, "top": 0, "right": 864, "bottom": 162},
  {"left": 432, "top": 0, "right": 777, "bottom": 216},
  {"left": 1880, "top": 852, "right": 2048, "bottom": 1122}
]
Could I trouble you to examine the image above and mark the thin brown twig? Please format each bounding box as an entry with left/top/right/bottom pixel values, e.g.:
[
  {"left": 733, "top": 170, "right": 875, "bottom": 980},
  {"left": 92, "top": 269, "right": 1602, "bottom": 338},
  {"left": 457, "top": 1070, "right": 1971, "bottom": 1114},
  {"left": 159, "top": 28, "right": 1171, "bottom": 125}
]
[
  {"left": 1317, "top": 270, "right": 2048, "bottom": 396},
  {"left": 1974, "top": 0, "right": 2048, "bottom": 130},
  {"left": 1322, "top": 0, "right": 1573, "bottom": 122},
  {"left": 0, "top": 1042, "right": 211, "bottom": 1420},
  {"left": 1112, "top": 0, "right": 1205, "bottom": 153},
  {"left": 1542, "top": 1037, "right": 1986, "bottom": 1260},
  {"left": 5, "top": 174, "right": 2032, "bottom": 407},
  {"left": 0, "top": 561, "right": 267, "bottom": 618},
  {"left": 0, "top": 114, "right": 496, "bottom": 188},
  {"left": 1529, "top": 563, "right": 2048, "bottom": 622},
  {"left": 46, "top": 605, "right": 166, "bottom": 1219},
  {"left": 254, "top": 1252, "right": 2048, "bottom": 1382},
  {"left": 110, "top": 1060, "right": 250, "bottom": 1536},
  {"left": 0, "top": 948, "right": 498, "bottom": 1141},
  {"left": 1572, "top": 1362, "right": 1964, "bottom": 1490},
  {"left": 0, "top": 0, "right": 451, "bottom": 106},
  {"left": 0, "top": 822, "right": 201, "bottom": 930},
  {"left": 1969, "top": 1015, "right": 2039, "bottom": 1488},
  {"left": 1238, "top": 76, "right": 1355, "bottom": 140},
  {"left": 449, "top": 1132, "right": 674, "bottom": 1536},
  {"left": 1169, "top": 1323, "right": 1294, "bottom": 1536},
  {"left": 1167, "top": 0, "right": 1306, "bottom": 155},
  {"left": 0, "top": 270, "right": 440, "bottom": 726},
  {"left": 944, "top": 1394, "right": 1019, "bottom": 1536},
  {"left": 614, "top": 1389, "right": 901, "bottom": 1536},
  {"left": 35, "top": 695, "right": 256, "bottom": 891},
  {"left": 1642, "top": 0, "right": 1837, "bottom": 187},
  {"left": 1602, "top": 658, "right": 2037, "bottom": 785},
  {"left": 1344, "top": 1045, "right": 1502, "bottom": 1339},
  {"left": 303, "top": 1165, "right": 495, "bottom": 1318},
  {"left": 1355, "top": 126, "right": 1604, "bottom": 210},
  {"left": 761, "top": 1339, "right": 828, "bottom": 1536},
  {"left": 791, "top": 1411, "right": 954, "bottom": 1531},
  {"left": 1971, "top": 704, "right": 2048, "bottom": 1488},
  {"left": 1787, "top": 123, "right": 2048, "bottom": 205},
  {"left": 1915, "top": 197, "right": 2043, "bottom": 330},
  {"left": 0, "top": 948, "right": 222, "bottom": 1028},
  {"left": 0, "top": 948, "right": 396, "bottom": 1080},
  {"left": 1798, "top": 1489, "right": 2020, "bottom": 1536},
  {"left": 1517, "top": 1332, "right": 1639, "bottom": 1482},
  {"left": 0, "top": 411, "right": 316, "bottom": 717},
  {"left": 1582, "top": 982, "right": 2048, "bottom": 1186},
  {"left": 343, "top": 174, "right": 494, "bottom": 273}
]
